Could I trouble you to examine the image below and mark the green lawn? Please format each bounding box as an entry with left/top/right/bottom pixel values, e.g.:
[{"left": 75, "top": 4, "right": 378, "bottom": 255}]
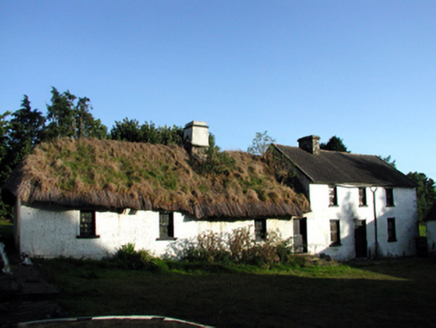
[
  {"left": 38, "top": 257, "right": 436, "bottom": 328},
  {"left": 420, "top": 223, "right": 427, "bottom": 236}
]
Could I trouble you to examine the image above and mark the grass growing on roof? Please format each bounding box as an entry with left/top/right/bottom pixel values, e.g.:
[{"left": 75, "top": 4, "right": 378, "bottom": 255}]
[{"left": 10, "top": 138, "right": 309, "bottom": 218}]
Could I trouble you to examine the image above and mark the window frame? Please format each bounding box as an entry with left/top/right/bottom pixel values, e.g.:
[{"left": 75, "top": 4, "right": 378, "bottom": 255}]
[
  {"left": 385, "top": 188, "right": 395, "bottom": 207},
  {"left": 254, "top": 219, "right": 267, "bottom": 241},
  {"left": 329, "top": 185, "right": 338, "bottom": 206},
  {"left": 358, "top": 187, "right": 367, "bottom": 206},
  {"left": 387, "top": 217, "right": 397, "bottom": 242},
  {"left": 77, "top": 211, "right": 99, "bottom": 239},
  {"left": 329, "top": 219, "right": 341, "bottom": 247},
  {"left": 157, "top": 212, "right": 176, "bottom": 240}
]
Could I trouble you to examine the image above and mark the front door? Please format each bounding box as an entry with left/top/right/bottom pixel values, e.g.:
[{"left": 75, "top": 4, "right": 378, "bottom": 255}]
[
  {"left": 294, "top": 218, "right": 307, "bottom": 253},
  {"left": 354, "top": 220, "right": 367, "bottom": 258}
]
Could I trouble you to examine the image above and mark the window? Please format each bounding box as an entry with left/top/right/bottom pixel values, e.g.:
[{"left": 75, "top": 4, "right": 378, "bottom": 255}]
[
  {"left": 159, "top": 212, "right": 174, "bottom": 240},
  {"left": 387, "top": 218, "right": 397, "bottom": 242},
  {"left": 330, "top": 220, "right": 341, "bottom": 246},
  {"left": 329, "top": 186, "right": 338, "bottom": 206},
  {"left": 385, "top": 188, "right": 394, "bottom": 207},
  {"left": 255, "top": 219, "right": 267, "bottom": 241},
  {"left": 359, "top": 187, "right": 367, "bottom": 206},
  {"left": 78, "top": 211, "right": 98, "bottom": 238}
]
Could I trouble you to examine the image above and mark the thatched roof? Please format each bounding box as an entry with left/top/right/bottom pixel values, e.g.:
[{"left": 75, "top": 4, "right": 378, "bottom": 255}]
[
  {"left": 273, "top": 144, "right": 416, "bottom": 187},
  {"left": 5, "top": 138, "right": 309, "bottom": 219}
]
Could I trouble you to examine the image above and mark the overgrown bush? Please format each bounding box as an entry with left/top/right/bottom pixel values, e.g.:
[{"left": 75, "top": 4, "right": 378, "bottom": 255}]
[
  {"left": 184, "top": 231, "right": 231, "bottom": 264},
  {"left": 182, "top": 227, "right": 305, "bottom": 269},
  {"left": 109, "top": 243, "right": 158, "bottom": 271}
]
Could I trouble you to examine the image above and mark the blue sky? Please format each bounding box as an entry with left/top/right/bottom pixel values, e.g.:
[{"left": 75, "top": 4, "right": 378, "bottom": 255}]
[{"left": 1, "top": 1, "right": 435, "bottom": 180}]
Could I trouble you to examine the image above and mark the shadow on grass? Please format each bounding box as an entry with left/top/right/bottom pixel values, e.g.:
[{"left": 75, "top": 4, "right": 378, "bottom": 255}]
[
  {"left": 347, "top": 257, "right": 436, "bottom": 281},
  {"left": 36, "top": 258, "right": 436, "bottom": 328}
]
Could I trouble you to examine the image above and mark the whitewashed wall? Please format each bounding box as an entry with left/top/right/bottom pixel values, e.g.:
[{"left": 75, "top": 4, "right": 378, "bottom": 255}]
[
  {"left": 305, "top": 184, "right": 418, "bottom": 260},
  {"left": 16, "top": 202, "right": 294, "bottom": 259},
  {"left": 426, "top": 221, "right": 436, "bottom": 255}
]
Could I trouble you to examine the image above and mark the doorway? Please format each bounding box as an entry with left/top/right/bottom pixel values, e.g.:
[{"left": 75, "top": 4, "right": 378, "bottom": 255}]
[
  {"left": 293, "top": 218, "right": 307, "bottom": 253},
  {"left": 354, "top": 219, "right": 367, "bottom": 258}
]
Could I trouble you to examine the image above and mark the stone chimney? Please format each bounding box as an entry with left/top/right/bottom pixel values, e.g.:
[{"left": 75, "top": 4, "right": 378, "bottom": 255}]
[
  {"left": 183, "top": 121, "right": 209, "bottom": 157},
  {"left": 298, "top": 135, "right": 320, "bottom": 155}
]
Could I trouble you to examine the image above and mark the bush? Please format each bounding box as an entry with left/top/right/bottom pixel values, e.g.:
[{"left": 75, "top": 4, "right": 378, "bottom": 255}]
[
  {"left": 182, "top": 228, "right": 301, "bottom": 269},
  {"left": 110, "top": 243, "right": 158, "bottom": 271},
  {"left": 184, "top": 231, "right": 231, "bottom": 264}
]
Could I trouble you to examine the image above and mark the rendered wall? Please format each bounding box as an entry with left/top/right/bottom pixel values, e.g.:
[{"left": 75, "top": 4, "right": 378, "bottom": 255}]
[
  {"left": 305, "top": 184, "right": 418, "bottom": 260},
  {"left": 17, "top": 203, "right": 294, "bottom": 259},
  {"left": 426, "top": 221, "right": 436, "bottom": 254}
]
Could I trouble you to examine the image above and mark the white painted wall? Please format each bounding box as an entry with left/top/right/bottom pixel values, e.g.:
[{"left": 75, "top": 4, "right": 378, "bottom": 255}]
[
  {"left": 305, "top": 184, "right": 418, "bottom": 260},
  {"left": 16, "top": 203, "right": 294, "bottom": 259},
  {"left": 16, "top": 184, "right": 418, "bottom": 261},
  {"left": 426, "top": 221, "right": 436, "bottom": 255}
]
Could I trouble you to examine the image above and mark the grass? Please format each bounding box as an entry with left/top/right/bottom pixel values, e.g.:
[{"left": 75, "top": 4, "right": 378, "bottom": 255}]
[
  {"left": 0, "top": 219, "right": 13, "bottom": 236},
  {"left": 419, "top": 223, "right": 426, "bottom": 236},
  {"left": 37, "top": 257, "right": 436, "bottom": 328},
  {"left": 16, "top": 138, "right": 309, "bottom": 219}
]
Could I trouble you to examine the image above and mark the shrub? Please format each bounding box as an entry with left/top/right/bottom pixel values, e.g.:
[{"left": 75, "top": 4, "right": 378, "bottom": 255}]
[
  {"left": 110, "top": 243, "right": 158, "bottom": 271},
  {"left": 182, "top": 228, "right": 301, "bottom": 269},
  {"left": 184, "top": 231, "right": 231, "bottom": 264}
]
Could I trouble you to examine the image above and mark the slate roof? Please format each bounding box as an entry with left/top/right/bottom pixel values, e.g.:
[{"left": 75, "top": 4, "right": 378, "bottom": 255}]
[{"left": 273, "top": 144, "right": 416, "bottom": 187}]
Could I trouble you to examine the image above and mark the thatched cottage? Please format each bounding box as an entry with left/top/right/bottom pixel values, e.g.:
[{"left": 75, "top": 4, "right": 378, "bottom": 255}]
[
  {"left": 5, "top": 122, "right": 310, "bottom": 259},
  {"left": 269, "top": 135, "right": 418, "bottom": 260}
]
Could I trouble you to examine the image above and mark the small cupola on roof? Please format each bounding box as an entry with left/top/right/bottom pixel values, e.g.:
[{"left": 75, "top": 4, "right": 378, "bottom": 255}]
[
  {"left": 298, "top": 135, "right": 321, "bottom": 155},
  {"left": 183, "top": 121, "right": 209, "bottom": 157}
]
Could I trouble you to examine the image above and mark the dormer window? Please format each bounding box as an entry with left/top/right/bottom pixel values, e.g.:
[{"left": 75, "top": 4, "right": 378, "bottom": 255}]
[{"left": 329, "top": 185, "right": 338, "bottom": 206}]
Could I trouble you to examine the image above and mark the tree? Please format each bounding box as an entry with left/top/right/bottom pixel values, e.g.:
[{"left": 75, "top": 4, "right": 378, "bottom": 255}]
[
  {"left": 45, "top": 87, "right": 76, "bottom": 139},
  {"left": 8, "top": 95, "right": 45, "bottom": 166},
  {"left": 378, "top": 155, "right": 396, "bottom": 168},
  {"left": 111, "top": 119, "right": 184, "bottom": 146},
  {"left": 44, "top": 87, "right": 107, "bottom": 140},
  {"left": 0, "top": 111, "right": 11, "bottom": 182},
  {"left": 74, "top": 96, "right": 107, "bottom": 139},
  {"left": 247, "top": 131, "right": 276, "bottom": 156},
  {"left": 320, "top": 136, "right": 349, "bottom": 152},
  {"left": 110, "top": 118, "right": 142, "bottom": 142},
  {"left": 407, "top": 172, "right": 436, "bottom": 223}
]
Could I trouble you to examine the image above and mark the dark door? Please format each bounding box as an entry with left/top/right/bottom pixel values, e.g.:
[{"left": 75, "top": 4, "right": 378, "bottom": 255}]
[
  {"left": 294, "top": 218, "right": 307, "bottom": 253},
  {"left": 354, "top": 220, "right": 367, "bottom": 258}
]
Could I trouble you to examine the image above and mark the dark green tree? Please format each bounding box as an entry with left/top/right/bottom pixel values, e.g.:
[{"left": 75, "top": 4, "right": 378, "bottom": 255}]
[
  {"left": 320, "top": 136, "right": 349, "bottom": 152},
  {"left": 156, "top": 124, "right": 183, "bottom": 145},
  {"left": 0, "top": 112, "right": 11, "bottom": 183},
  {"left": 0, "top": 97, "right": 46, "bottom": 220},
  {"left": 378, "top": 155, "right": 397, "bottom": 168},
  {"left": 111, "top": 119, "right": 184, "bottom": 146},
  {"left": 45, "top": 87, "right": 76, "bottom": 139},
  {"left": 44, "top": 87, "right": 107, "bottom": 140},
  {"left": 407, "top": 172, "right": 436, "bottom": 223},
  {"left": 110, "top": 118, "right": 142, "bottom": 142},
  {"left": 247, "top": 131, "right": 276, "bottom": 156},
  {"left": 8, "top": 95, "right": 45, "bottom": 167},
  {"left": 74, "top": 96, "right": 107, "bottom": 139}
]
